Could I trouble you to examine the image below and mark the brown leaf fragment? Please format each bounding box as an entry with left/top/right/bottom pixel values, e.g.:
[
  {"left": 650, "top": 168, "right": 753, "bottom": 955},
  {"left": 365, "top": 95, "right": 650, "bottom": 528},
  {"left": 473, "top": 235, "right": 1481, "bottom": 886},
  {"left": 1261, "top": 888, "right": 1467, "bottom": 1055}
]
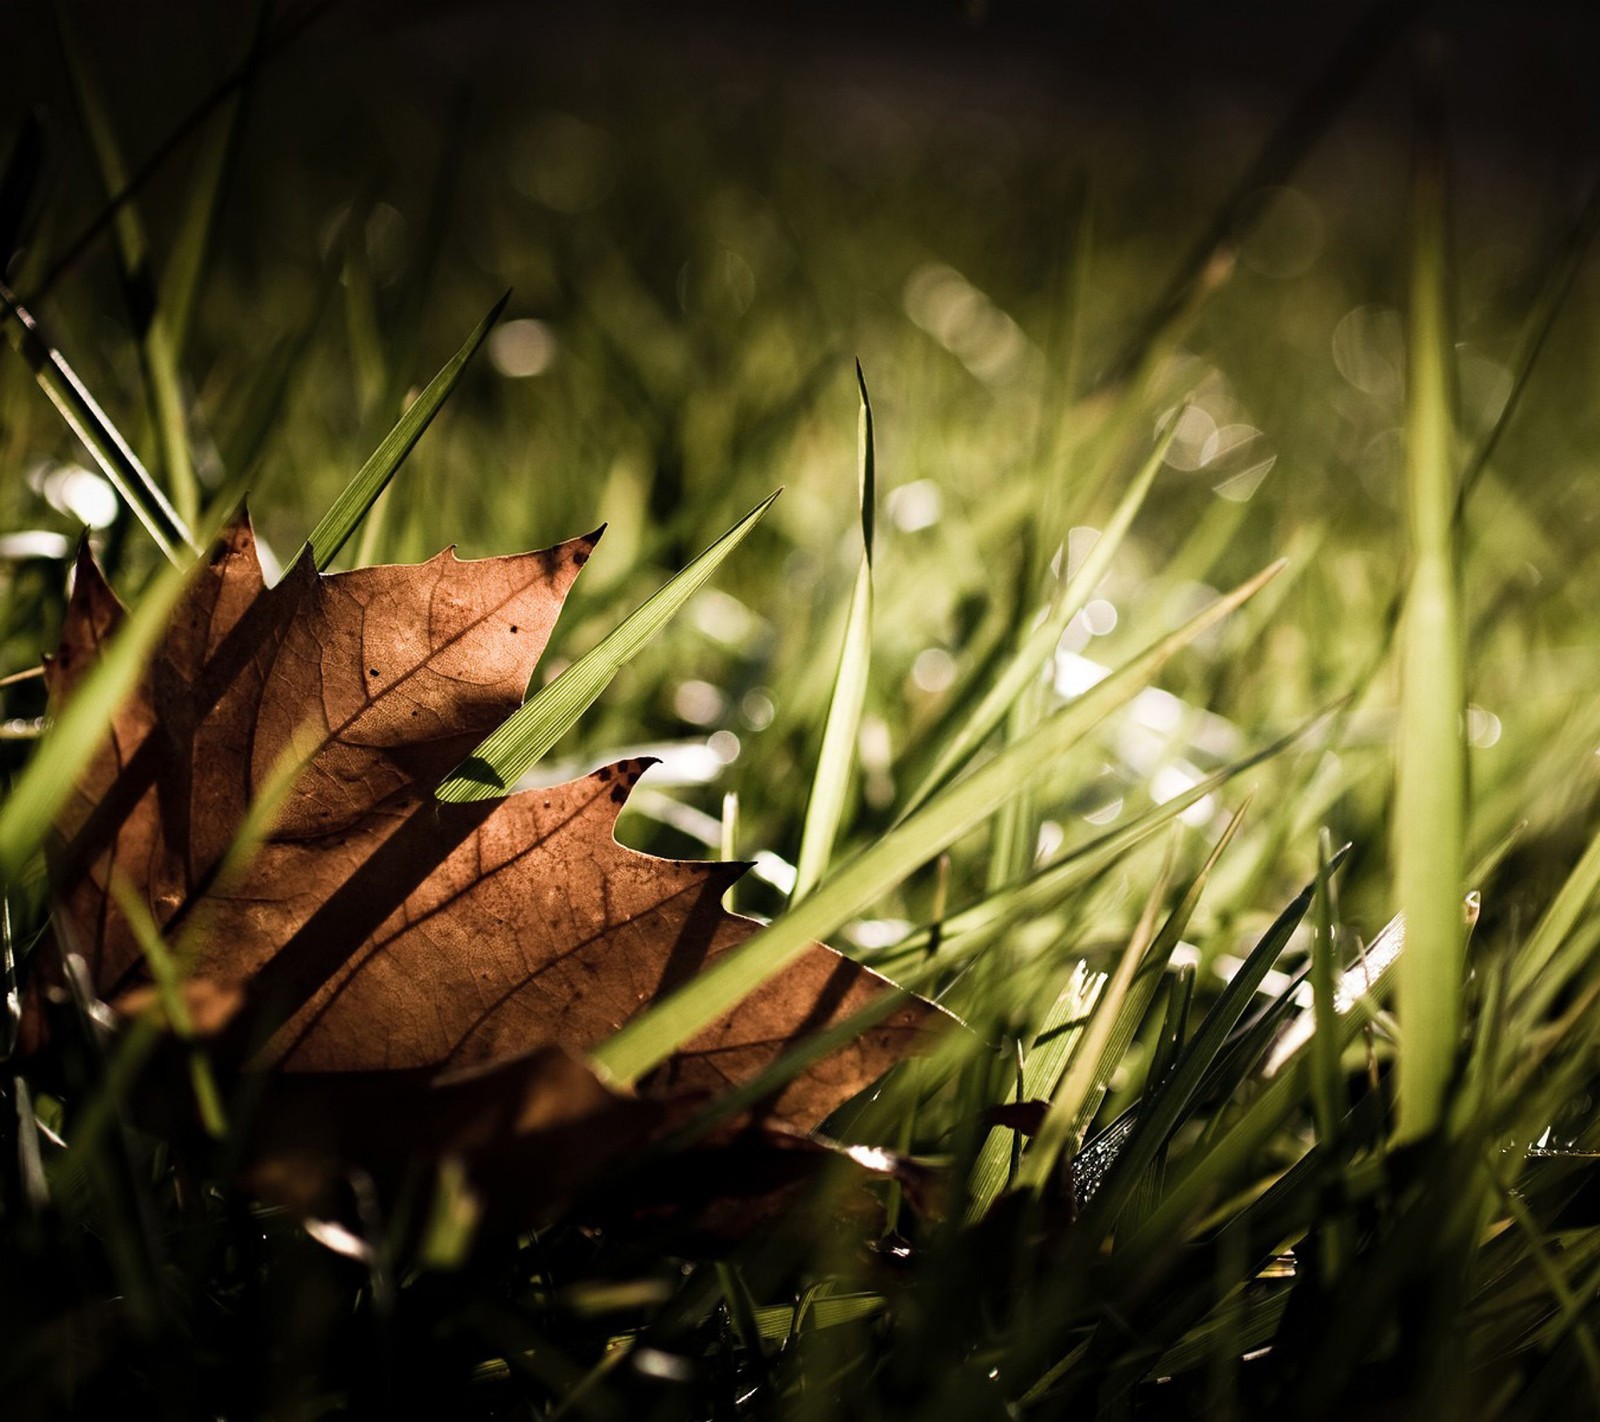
[
  {"left": 241, "top": 1045, "right": 678, "bottom": 1227},
  {"left": 576, "top": 1123, "right": 944, "bottom": 1250},
  {"left": 33, "top": 516, "right": 947, "bottom": 1201}
]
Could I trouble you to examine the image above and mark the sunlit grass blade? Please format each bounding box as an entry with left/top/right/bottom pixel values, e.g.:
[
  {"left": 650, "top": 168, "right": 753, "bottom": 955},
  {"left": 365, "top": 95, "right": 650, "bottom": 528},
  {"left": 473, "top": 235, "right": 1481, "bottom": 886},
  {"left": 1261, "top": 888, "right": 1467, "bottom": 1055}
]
[
  {"left": 297, "top": 291, "right": 508, "bottom": 570},
  {"left": 1307, "top": 827, "right": 1346, "bottom": 1130},
  {"left": 593, "top": 560, "right": 1283, "bottom": 1085},
  {"left": 1116, "top": 900, "right": 1402, "bottom": 1276},
  {"left": 880, "top": 706, "right": 1328, "bottom": 969},
  {"left": 1014, "top": 841, "right": 1174, "bottom": 1195},
  {"left": 55, "top": 0, "right": 198, "bottom": 527},
  {"left": 903, "top": 415, "right": 1173, "bottom": 815},
  {"left": 1079, "top": 851, "right": 1344, "bottom": 1237},
  {"left": 0, "top": 280, "right": 197, "bottom": 563},
  {"left": 436, "top": 490, "right": 781, "bottom": 801},
  {"left": 0, "top": 546, "right": 199, "bottom": 882},
  {"left": 1393, "top": 91, "right": 1466, "bottom": 1143},
  {"left": 793, "top": 362, "right": 875, "bottom": 902},
  {"left": 1019, "top": 801, "right": 1249, "bottom": 1195},
  {"left": 966, "top": 963, "right": 1105, "bottom": 1220}
]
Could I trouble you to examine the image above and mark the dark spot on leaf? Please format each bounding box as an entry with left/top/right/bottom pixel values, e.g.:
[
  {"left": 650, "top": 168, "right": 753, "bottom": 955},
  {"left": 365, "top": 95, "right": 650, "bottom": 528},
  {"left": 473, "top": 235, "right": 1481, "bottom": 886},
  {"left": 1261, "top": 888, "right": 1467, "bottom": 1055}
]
[
  {"left": 596, "top": 765, "right": 613, "bottom": 783},
  {"left": 610, "top": 784, "right": 628, "bottom": 805},
  {"left": 509, "top": 624, "right": 519, "bottom": 634},
  {"left": 572, "top": 549, "right": 589, "bottom": 566},
  {"left": 369, "top": 668, "right": 380, "bottom": 678}
]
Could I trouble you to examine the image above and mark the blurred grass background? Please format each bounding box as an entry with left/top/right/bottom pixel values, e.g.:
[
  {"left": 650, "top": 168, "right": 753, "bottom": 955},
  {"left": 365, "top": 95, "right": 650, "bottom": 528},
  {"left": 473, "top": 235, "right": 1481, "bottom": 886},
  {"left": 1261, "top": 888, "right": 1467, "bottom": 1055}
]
[{"left": 5, "top": 5, "right": 1597, "bottom": 932}]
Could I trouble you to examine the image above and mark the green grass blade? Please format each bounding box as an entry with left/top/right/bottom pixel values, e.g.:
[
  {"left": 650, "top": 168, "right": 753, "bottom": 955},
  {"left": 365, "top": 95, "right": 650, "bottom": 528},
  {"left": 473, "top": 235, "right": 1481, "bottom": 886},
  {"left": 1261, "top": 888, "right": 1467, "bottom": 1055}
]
[
  {"left": 793, "top": 363, "right": 876, "bottom": 902},
  {"left": 163, "top": 3, "right": 270, "bottom": 363},
  {"left": 0, "top": 548, "right": 198, "bottom": 882},
  {"left": 436, "top": 490, "right": 782, "bottom": 802},
  {"left": 1078, "top": 852, "right": 1344, "bottom": 1237},
  {"left": 0, "top": 280, "right": 197, "bottom": 563},
  {"left": 1015, "top": 843, "right": 1175, "bottom": 1195},
  {"left": 592, "top": 560, "right": 1283, "bottom": 1085},
  {"left": 903, "top": 416, "right": 1173, "bottom": 815},
  {"left": 54, "top": 0, "right": 199, "bottom": 528},
  {"left": 1308, "top": 827, "right": 1345, "bottom": 1150},
  {"left": 299, "top": 291, "right": 509, "bottom": 571},
  {"left": 876, "top": 707, "right": 1331, "bottom": 969},
  {"left": 1393, "top": 97, "right": 1466, "bottom": 1143},
  {"left": 1019, "top": 801, "right": 1250, "bottom": 1194},
  {"left": 1509, "top": 822, "right": 1600, "bottom": 1016},
  {"left": 966, "top": 962, "right": 1106, "bottom": 1220}
]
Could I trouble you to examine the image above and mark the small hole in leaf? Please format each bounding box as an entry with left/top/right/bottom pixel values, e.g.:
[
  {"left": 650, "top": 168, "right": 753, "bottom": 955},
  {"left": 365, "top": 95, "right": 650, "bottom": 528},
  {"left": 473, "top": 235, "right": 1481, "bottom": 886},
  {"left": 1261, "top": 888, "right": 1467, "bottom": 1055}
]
[{"left": 509, "top": 624, "right": 519, "bottom": 633}]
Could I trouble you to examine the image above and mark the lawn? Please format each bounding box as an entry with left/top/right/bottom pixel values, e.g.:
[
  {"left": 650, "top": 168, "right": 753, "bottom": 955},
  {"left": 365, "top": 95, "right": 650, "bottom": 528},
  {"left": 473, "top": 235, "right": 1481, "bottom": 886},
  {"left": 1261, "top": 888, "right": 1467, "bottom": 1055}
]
[{"left": 3, "top": 3, "right": 1600, "bottom": 1417}]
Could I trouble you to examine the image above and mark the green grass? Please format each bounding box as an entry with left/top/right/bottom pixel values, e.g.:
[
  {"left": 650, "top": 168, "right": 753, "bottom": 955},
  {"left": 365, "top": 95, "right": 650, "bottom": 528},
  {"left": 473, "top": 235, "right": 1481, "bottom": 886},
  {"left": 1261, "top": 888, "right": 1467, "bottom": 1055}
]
[{"left": 5, "top": 6, "right": 1600, "bottom": 1418}]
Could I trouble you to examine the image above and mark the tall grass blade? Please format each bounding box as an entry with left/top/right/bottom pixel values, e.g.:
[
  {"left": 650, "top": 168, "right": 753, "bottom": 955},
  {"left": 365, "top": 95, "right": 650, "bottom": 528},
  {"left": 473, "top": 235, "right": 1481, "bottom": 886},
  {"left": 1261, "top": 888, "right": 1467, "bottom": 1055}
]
[
  {"left": 436, "top": 490, "right": 781, "bottom": 801},
  {"left": 593, "top": 560, "right": 1283, "bottom": 1085},
  {"left": 967, "top": 963, "right": 1105, "bottom": 1220},
  {"left": 794, "top": 362, "right": 875, "bottom": 901},
  {"left": 904, "top": 416, "right": 1173, "bottom": 814},
  {"left": 0, "top": 281, "right": 197, "bottom": 563},
  {"left": 1080, "top": 852, "right": 1344, "bottom": 1237},
  {"left": 163, "top": 2, "right": 271, "bottom": 363},
  {"left": 28, "top": 0, "right": 332, "bottom": 303},
  {"left": 299, "top": 291, "right": 508, "bottom": 570},
  {"left": 1015, "top": 843, "right": 1174, "bottom": 1195},
  {"left": 1020, "top": 801, "right": 1249, "bottom": 1193},
  {"left": 1393, "top": 84, "right": 1466, "bottom": 1143},
  {"left": 54, "top": 0, "right": 199, "bottom": 526}
]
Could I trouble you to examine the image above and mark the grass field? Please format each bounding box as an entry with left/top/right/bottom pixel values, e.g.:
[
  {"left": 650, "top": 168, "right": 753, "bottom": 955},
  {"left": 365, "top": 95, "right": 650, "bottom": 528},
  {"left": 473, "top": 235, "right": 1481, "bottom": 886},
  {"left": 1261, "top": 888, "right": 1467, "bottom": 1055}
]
[{"left": 4, "top": 4, "right": 1600, "bottom": 1417}]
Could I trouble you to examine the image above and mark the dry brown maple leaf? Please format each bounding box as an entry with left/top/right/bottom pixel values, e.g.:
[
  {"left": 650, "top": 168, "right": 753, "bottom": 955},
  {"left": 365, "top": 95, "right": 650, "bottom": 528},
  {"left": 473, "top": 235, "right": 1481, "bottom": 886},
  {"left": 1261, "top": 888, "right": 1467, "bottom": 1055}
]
[{"left": 34, "top": 515, "right": 941, "bottom": 1135}]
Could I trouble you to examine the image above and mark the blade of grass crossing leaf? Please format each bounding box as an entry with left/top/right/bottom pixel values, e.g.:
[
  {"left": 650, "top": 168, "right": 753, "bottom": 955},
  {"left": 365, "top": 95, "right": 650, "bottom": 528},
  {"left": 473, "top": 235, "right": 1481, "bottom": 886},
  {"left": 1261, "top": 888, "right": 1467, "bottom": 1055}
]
[
  {"left": 0, "top": 550, "right": 199, "bottom": 881},
  {"left": 437, "top": 490, "right": 782, "bottom": 801},
  {"left": 1393, "top": 101, "right": 1466, "bottom": 1143},
  {"left": 593, "top": 561, "right": 1283, "bottom": 1084},
  {"left": 0, "top": 282, "right": 196, "bottom": 563},
  {"left": 54, "top": 0, "right": 199, "bottom": 527},
  {"left": 299, "top": 291, "right": 509, "bottom": 570},
  {"left": 794, "top": 363, "right": 876, "bottom": 902},
  {"left": 904, "top": 417, "right": 1174, "bottom": 815},
  {"left": 111, "top": 883, "right": 227, "bottom": 1137}
]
